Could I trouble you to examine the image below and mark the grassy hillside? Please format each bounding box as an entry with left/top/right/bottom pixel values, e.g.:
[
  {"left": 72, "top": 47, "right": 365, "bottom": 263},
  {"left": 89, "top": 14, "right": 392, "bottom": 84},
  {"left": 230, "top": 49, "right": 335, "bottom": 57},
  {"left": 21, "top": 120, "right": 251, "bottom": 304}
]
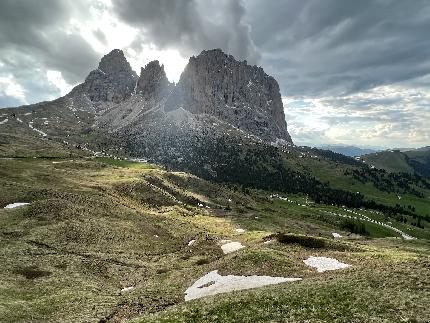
[
  {"left": 136, "top": 249, "right": 429, "bottom": 322},
  {"left": 363, "top": 150, "right": 414, "bottom": 173},
  {"left": 280, "top": 147, "right": 430, "bottom": 223},
  {"left": 362, "top": 149, "right": 430, "bottom": 178},
  {"left": 405, "top": 149, "right": 430, "bottom": 178},
  {"left": 0, "top": 157, "right": 429, "bottom": 322},
  {"left": 0, "top": 109, "right": 125, "bottom": 159}
]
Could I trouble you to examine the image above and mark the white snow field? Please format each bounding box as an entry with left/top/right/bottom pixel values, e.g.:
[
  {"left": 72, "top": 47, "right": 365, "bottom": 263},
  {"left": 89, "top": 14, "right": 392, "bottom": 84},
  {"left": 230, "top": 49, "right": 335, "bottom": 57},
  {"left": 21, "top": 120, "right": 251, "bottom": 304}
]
[
  {"left": 303, "top": 256, "right": 351, "bottom": 273},
  {"left": 185, "top": 270, "right": 302, "bottom": 301}
]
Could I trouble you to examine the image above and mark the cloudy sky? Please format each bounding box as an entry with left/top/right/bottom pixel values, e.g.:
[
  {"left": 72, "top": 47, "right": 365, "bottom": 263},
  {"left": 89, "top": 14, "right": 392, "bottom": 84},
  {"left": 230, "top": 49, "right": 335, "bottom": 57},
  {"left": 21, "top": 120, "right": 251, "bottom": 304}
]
[{"left": 0, "top": 0, "right": 429, "bottom": 148}]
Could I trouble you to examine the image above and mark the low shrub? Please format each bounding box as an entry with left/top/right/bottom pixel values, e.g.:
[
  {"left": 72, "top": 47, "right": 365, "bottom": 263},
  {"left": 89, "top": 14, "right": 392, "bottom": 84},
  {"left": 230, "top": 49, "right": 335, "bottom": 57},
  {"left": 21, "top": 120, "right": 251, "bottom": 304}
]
[{"left": 275, "top": 233, "right": 327, "bottom": 248}]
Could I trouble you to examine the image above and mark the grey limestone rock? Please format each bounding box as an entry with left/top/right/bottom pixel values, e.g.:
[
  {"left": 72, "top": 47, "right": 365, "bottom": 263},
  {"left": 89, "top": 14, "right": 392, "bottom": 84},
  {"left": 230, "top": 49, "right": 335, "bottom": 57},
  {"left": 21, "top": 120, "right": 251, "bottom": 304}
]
[
  {"left": 167, "top": 49, "right": 291, "bottom": 143},
  {"left": 71, "top": 49, "right": 138, "bottom": 104},
  {"left": 137, "top": 60, "right": 171, "bottom": 101}
]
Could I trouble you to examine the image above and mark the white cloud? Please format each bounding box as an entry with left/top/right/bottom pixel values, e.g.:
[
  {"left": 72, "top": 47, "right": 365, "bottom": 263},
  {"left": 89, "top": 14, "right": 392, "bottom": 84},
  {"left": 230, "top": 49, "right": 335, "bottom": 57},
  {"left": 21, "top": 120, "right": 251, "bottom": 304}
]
[
  {"left": 284, "top": 83, "right": 430, "bottom": 148},
  {"left": 0, "top": 74, "right": 26, "bottom": 104},
  {"left": 67, "top": 2, "right": 188, "bottom": 82},
  {"left": 46, "top": 70, "right": 73, "bottom": 96},
  {"left": 69, "top": 2, "right": 137, "bottom": 56}
]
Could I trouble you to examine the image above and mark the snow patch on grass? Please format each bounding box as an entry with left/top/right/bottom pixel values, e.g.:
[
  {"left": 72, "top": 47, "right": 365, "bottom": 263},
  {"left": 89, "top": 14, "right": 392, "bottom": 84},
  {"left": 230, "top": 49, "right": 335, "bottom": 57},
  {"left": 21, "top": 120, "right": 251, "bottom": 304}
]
[
  {"left": 220, "top": 241, "right": 245, "bottom": 254},
  {"left": 401, "top": 233, "right": 415, "bottom": 240},
  {"left": 188, "top": 239, "right": 196, "bottom": 246},
  {"left": 185, "top": 270, "right": 302, "bottom": 301},
  {"left": 28, "top": 123, "right": 47, "bottom": 136},
  {"left": 4, "top": 203, "right": 30, "bottom": 209},
  {"left": 303, "top": 256, "right": 351, "bottom": 272},
  {"left": 121, "top": 286, "right": 134, "bottom": 292}
]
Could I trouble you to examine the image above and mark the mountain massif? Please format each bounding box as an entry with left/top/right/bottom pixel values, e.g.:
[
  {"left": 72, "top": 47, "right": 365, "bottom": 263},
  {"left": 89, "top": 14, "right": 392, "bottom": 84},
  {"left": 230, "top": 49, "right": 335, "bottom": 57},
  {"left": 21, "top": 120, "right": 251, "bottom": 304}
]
[{"left": 1, "top": 49, "right": 294, "bottom": 175}]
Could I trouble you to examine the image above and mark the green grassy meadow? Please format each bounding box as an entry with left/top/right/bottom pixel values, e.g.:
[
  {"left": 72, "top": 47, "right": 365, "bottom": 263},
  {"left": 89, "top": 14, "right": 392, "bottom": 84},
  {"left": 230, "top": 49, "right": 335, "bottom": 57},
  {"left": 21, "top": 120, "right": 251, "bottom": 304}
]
[{"left": 0, "top": 157, "right": 429, "bottom": 322}]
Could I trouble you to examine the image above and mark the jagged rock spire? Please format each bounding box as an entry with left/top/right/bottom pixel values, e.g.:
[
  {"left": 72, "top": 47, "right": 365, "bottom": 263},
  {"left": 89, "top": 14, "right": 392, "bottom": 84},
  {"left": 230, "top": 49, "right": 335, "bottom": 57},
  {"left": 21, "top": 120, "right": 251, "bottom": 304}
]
[
  {"left": 98, "top": 49, "right": 134, "bottom": 75},
  {"left": 73, "top": 49, "right": 138, "bottom": 103},
  {"left": 136, "top": 60, "right": 170, "bottom": 100}
]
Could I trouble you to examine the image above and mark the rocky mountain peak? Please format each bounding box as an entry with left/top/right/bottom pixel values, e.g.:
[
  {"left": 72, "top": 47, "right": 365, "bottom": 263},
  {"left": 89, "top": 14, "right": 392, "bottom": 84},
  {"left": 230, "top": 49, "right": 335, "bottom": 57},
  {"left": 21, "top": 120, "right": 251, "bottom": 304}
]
[
  {"left": 197, "top": 48, "right": 230, "bottom": 59},
  {"left": 98, "top": 49, "right": 134, "bottom": 75},
  {"left": 73, "top": 49, "right": 138, "bottom": 104},
  {"left": 168, "top": 48, "right": 292, "bottom": 143},
  {"left": 136, "top": 60, "right": 170, "bottom": 100},
  {"left": 68, "top": 48, "right": 291, "bottom": 144}
]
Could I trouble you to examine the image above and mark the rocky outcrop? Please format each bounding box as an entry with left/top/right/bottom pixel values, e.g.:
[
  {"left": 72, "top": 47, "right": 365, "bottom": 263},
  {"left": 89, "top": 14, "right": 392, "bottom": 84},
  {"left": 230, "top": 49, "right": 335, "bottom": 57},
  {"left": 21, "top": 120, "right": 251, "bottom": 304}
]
[
  {"left": 72, "top": 49, "right": 138, "bottom": 103},
  {"left": 136, "top": 60, "right": 171, "bottom": 101},
  {"left": 98, "top": 49, "right": 134, "bottom": 76},
  {"left": 167, "top": 49, "right": 291, "bottom": 143}
]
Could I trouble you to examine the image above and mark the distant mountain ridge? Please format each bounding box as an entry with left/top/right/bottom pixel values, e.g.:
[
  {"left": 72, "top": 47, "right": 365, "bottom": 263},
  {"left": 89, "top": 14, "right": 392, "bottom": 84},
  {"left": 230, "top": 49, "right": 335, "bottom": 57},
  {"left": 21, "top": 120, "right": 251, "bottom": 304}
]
[
  {"left": 318, "top": 144, "right": 379, "bottom": 157},
  {"left": 395, "top": 146, "right": 430, "bottom": 152},
  {"left": 362, "top": 147, "right": 430, "bottom": 178}
]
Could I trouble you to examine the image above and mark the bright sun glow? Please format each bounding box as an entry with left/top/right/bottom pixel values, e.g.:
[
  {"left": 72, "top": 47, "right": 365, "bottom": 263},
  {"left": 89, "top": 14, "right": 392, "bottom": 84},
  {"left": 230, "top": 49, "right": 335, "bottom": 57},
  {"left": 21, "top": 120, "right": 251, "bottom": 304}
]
[
  {"left": 127, "top": 46, "right": 188, "bottom": 83},
  {"left": 68, "top": 3, "right": 188, "bottom": 83}
]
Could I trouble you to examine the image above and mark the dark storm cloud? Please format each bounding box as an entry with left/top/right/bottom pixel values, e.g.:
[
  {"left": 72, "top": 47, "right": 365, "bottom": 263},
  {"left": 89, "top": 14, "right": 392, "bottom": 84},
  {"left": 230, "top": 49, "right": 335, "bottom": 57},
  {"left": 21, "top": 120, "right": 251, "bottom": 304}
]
[
  {"left": 112, "top": 0, "right": 260, "bottom": 64},
  {"left": 0, "top": 0, "right": 100, "bottom": 83},
  {"left": 245, "top": 0, "right": 430, "bottom": 97},
  {"left": 0, "top": 0, "right": 67, "bottom": 46},
  {"left": 0, "top": 0, "right": 100, "bottom": 107},
  {"left": 0, "top": 51, "right": 64, "bottom": 106},
  {"left": 41, "top": 33, "right": 100, "bottom": 84}
]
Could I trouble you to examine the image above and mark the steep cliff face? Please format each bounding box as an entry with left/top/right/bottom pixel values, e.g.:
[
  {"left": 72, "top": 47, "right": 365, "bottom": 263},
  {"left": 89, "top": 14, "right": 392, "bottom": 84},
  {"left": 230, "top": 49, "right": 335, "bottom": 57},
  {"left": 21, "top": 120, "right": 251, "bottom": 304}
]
[
  {"left": 168, "top": 49, "right": 291, "bottom": 143},
  {"left": 94, "top": 60, "right": 173, "bottom": 132},
  {"left": 72, "top": 49, "right": 138, "bottom": 104},
  {"left": 137, "top": 60, "right": 171, "bottom": 101}
]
